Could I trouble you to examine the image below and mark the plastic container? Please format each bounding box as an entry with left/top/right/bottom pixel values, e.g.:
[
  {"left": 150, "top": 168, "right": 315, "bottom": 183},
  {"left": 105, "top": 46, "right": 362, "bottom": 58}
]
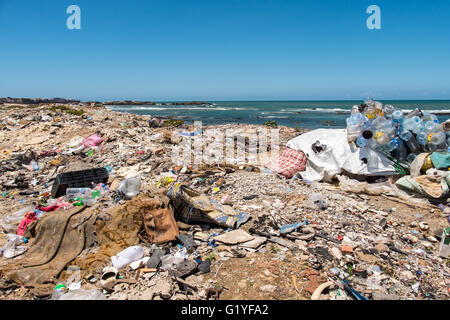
[
  {"left": 439, "top": 227, "right": 450, "bottom": 259},
  {"left": 66, "top": 188, "right": 93, "bottom": 198},
  {"left": 404, "top": 134, "right": 421, "bottom": 154},
  {"left": 386, "top": 138, "right": 400, "bottom": 152},
  {"left": 402, "top": 116, "right": 422, "bottom": 133},
  {"left": 417, "top": 131, "right": 429, "bottom": 147},
  {"left": 117, "top": 177, "right": 141, "bottom": 199},
  {"left": 0, "top": 206, "right": 35, "bottom": 234},
  {"left": 429, "top": 131, "right": 448, "bottom": 151},
  {"left": 51, "top": 168, "right": 109, "bottom": 198},
  {"left": 382, "top": 104, "right": 395, "bottom": 118},
  {"left": 356, "top": 136, "right": 368, "bottom": 147},
  {"left": 407, "top": 153, "right": 417, "bottom": 163},
  {"left": 399, "top": 130, "right": 412, "bottom": 142},
  {"left": 111, "top": 246, "right": 145, "bottom": 269},
  {"left": 51, "top": 283, "right": 67, "bottom": 300},
  {"left": 392, "top": 110, "right": 403, "bottom": 124}
]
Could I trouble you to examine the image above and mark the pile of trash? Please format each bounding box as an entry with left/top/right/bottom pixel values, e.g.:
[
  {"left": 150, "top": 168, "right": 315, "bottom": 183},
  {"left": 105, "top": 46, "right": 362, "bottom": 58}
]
[
  {"left": 346, "top": 100, "right": 449, "bottom": 163},
  {"left": 0, "top": 103, "right": 448, "bottom": 301}
]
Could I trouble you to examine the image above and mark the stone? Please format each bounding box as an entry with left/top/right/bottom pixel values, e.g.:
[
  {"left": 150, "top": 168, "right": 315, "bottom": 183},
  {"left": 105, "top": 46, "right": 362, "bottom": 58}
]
[
  {"left": 238, "top": 280, "right": 247, "bottom": 289},
  {"left": 374, "top": 243, "right": 389, "bottom": 253},
  {"left": 213, "top": 229, "right": 254, "bottom": 245},
  {"left": 260, "top": 284, "right": 276, "bottom": 293},
  {"left": 330, "top": 247, "right": 343, "bottom": 260}
]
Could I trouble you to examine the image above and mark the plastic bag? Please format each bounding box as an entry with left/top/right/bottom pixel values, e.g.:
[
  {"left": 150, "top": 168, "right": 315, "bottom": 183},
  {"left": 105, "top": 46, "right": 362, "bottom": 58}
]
[
  {"left": 57, "top": 289, "right": 107, "bottom": 300},
  {"left": 0, "top": 206, "right": 35, "bottom": 234},
  {"left": 82, "top": 134, "right": 103, "bottom": 148},
  {"left": 337, "top": 175, "right": 392, "bottom": 196}
]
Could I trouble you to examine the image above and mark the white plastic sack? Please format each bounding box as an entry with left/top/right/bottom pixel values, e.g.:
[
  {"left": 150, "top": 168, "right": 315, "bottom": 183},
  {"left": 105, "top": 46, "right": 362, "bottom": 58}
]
[{"left": 286, "top": 129, "right": 398, "bottom": 182}]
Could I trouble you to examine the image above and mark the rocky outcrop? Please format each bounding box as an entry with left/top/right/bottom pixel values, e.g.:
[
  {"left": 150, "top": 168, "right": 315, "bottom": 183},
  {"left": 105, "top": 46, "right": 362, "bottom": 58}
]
[
  {"left": 0, "top": 97, "right": 81, "bottom": 105},
  {"left": 104, "top": 100, "right": 156, "bottom": 105},
  {"left": 171, "top": 101, "right": 211, "bottom": 106}
]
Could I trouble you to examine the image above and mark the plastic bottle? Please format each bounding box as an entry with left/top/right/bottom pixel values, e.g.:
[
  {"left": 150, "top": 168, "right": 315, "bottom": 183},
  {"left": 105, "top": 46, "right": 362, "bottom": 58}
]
[
  {"left": 66, "top": 188, "right": 93, "bottom": 198},
  {"left": 407, "top": 153, "right": 417, "bottom": 163},
  {"left": 111, "top": 246, "right": 145, "bottom": 269},
  {"left": 373, "top": 131, "right": 389, "bottom": 146},
  {"left": 424, "top": 121, "right": 438, "bottom": 133},
  {"left": 356, "top": 136, "right": 369, "bottom": 147},
  {"left": 351, "top": 105, "right": 361, "bottom": 114},
  {"left": 404, "top": 134, "right": 421, "bottom": 154},
  {"left": 402, "top": 116, "right": 422, "bottom": 134},
  {"left": 364, "top": 105, "right": 377, "bottom": 120},
  {"left": 429, "top": 131, "right": 448, "bottom": 151},
  {"left": 404, "top": 108, "right": 423, "bottom": 119},
  {"left": 117, "top": 177, "right": 141, "bottom": 199},
  {"left": 417, "top": 131, "right": 429, "bottom": 147},
  {"left": 51, "top": 283, "right": 67, "bottom": 300},
  {"left": 360, "top": 121, "right": 374, "bottom": 139},
  {"left": 393, "top": 140, "right": 408, "bottom": 162},
  {"left": 382, "top": 104, "right": 395, "bottom": 118},
  {"left": 439, "top": 227, "right": 450, "bottom": 259},
  {"left": 421, "top": 112, "right": 438, "bottom": 124},
  {"left": 398, "top": 130, "right": 412, "bottom": 141},
  {"left": 386, "top": 137, "right": 401, "bottom": 152},
  {"left": 392, "top": 110, "right": 403, "bottom": 125}
]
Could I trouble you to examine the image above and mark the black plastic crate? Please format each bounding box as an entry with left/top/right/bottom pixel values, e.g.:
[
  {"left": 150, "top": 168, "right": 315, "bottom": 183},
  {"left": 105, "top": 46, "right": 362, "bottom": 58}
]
[{"left": 51, "top": 168, "right": 109, "bottom": 198}]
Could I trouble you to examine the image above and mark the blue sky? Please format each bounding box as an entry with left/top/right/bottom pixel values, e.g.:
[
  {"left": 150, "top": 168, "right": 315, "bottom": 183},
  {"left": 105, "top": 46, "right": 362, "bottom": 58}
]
[{"left": 0, "top": 0, "right": 449, "bottom": 101}]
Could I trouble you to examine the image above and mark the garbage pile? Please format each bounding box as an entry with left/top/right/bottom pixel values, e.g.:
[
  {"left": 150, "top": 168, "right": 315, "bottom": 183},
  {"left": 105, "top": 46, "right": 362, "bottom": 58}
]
[
  {"left": 0, "top": 103, "right": 448, "bottom": 301},
  {"left": 346, "top": 100, "right": 449, "bottom": 163}
]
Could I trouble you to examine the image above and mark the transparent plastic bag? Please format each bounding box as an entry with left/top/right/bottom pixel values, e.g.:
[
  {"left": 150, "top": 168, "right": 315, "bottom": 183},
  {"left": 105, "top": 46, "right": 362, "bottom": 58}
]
[{"left": 57, "top": 289, "right": 107, "bottom": 300}]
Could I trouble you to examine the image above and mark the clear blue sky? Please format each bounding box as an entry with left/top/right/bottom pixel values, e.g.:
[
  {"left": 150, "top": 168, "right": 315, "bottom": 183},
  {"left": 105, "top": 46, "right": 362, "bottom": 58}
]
[{"left": 0, "top": 0, "right": 449, "bottom": 101}]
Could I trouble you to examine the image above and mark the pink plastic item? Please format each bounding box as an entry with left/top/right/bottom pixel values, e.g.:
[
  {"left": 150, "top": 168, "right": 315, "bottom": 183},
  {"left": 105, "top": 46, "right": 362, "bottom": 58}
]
[{"left": 82, "top": 134, "right": 103, "bottom": 148}]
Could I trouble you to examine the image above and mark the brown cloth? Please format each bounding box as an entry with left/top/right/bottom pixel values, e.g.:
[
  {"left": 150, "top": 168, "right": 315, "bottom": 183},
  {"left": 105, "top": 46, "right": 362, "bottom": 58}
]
[
  {"left": 0, "top": 192, "right": 176, "bottom": 297},
  {"left": 138, "top": 191, "right": 179, "bottom": 244},
  {"left": 0, "top": 206, "right": 96, "bottom": 297}
]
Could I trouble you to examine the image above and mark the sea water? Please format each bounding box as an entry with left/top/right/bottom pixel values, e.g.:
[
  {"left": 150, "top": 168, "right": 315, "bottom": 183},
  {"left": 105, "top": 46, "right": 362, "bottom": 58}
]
[{"left": 106, "top": 100, "right": 450, "bottom": 130}]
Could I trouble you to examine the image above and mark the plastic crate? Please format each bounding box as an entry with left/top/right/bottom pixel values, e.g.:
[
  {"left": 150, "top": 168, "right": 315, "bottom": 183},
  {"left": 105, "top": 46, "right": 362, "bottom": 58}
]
[{"left": 51, "top": 168, "right": 109, "bottom": 198}]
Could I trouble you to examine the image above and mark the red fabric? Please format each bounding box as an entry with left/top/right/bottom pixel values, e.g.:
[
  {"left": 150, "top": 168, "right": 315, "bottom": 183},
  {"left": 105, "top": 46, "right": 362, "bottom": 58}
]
[
  {"left": 264, "top": 148, "right": 307, "bottom": 178},
  {"left": 17, "top": 212, "right": 38, "bottom": 236},
  {"left": 37, "top": 205, "right": 59, "bottom": 212}
]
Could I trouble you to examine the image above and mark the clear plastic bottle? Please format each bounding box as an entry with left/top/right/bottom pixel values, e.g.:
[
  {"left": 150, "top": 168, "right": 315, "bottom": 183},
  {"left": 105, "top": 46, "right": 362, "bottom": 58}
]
[
  {"left": 361, "top": 121, "right": 374, "bottom": 139},
  {"left": 364, "top": 105, "right": 377, "bottom": 120},
  {"left": 399, "top": 130, "right": 412, "bottom": 141},
  {"left": 356, "top": 136, "right": 369, "bottom": 147},
  {"left": 393, "top": 140, "right": 408, "bottom": 162},
  {"left": 404, "top": 108, "right": 423, "bottom": 119},
  {"left": 382, "top": 104, "right": 395, "bottom": 119},
  {"left": 386, "top": 137, "right": 401, "bottom": 152},
  {"left": 421, "top": 112, "right": 438, "bottom": 124},
  {"left": 402, "top": 116, "right": 422, "bottom": 134},
  {"left": 403, "top": 133, "right": 421, "bottom": 154},
  {"left": 392, "top": 110, "right": 403, "bottom": 125},
  {"left": 51, "top": 283, "right": 67, "bottom": 300},
  {"left": 117, "top": 177, "right": 141, "bottom": 199},
  {"left": 417, "top": 130, "right": 429, "bottom": 147},
  {"left": 407, "top": 153, "right": 417, "bottom": 163},
  {"left": 66, "top": 188, "right": 93, "bottom": 198},
  {"left": 429, "top": 131, "right": 448, "bottom": 151}
]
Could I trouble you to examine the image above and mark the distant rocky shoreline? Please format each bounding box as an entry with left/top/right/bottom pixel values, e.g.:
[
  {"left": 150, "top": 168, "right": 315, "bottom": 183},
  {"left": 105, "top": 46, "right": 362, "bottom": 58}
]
[{"left": 0, "top": 97, "right": 212, "bottom": 106}]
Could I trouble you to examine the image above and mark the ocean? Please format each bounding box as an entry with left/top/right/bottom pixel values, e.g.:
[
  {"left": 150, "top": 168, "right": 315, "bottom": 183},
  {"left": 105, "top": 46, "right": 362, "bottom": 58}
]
[{"left": 106, "top": 100, "right": 450, "bottom": 129}]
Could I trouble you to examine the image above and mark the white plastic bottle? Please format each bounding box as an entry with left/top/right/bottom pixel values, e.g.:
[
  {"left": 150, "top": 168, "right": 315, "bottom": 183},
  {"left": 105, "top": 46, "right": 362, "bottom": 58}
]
[{"left": 111, "top": 246, "right": 145, "bottom": 269}]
